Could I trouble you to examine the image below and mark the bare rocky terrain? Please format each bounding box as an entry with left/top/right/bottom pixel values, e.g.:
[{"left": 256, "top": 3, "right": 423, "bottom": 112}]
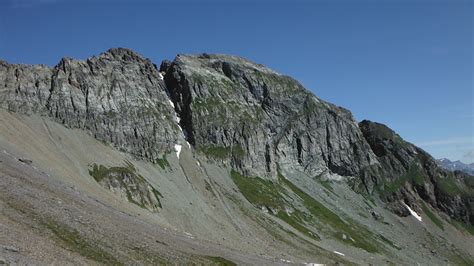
[{"left": 0, "top": 49, "right": 473, "bottom": 265}]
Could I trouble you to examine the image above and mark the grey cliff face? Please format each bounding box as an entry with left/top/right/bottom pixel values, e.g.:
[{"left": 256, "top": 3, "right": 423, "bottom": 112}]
[
  {"left": 164, "top": 54, "right": 380, "bottom": 180},
  {"left": 0, "top": 48, "right": 179, "bottom": 162}
]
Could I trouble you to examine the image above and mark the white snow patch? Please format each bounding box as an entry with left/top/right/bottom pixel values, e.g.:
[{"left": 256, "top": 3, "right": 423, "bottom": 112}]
[
  {"left": 333, "top": 251, "right": 345, "bottom": 256},
  {"left": 186, "top": 141, "right": 191, "bottom": 149},
  {"left": 177, "top": 125, "right": 183, "bottom": 132},
  {"left": 305, "top": 263, "right": 325, "bottom": 266},
  {"left": 196, "top": 161, "right": 201, "bottom": 167},
  {"left": 168, "top": 99, "right": 175, "bottom": 108},
  {"left": 403, "top": 203, "right": 422, "bottom": 222},
  {"left": 174, "top": 144, "right": 182, "bottom": 159},
  {"left": 279, "top": 259, "right": 293, "bottom": 263},
  {"left": 157, "top": 72, "right": 164, "bottom": 80}
]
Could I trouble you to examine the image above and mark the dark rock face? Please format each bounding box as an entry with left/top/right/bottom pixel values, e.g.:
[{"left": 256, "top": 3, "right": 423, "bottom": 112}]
[
  {"left": 359, "top": 120, "right": 474, "bottom": 224},
  {"left": 0, "top": 48, "right": 179, "bottom": 162},
  {"left": 164, "top": 54, "right": 380, "bottom": 180}
]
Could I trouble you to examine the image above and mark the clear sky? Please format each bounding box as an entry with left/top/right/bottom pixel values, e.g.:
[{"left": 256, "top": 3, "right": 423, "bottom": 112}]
[{"left": 1, "top": 0, "right": 472, "bottom": 162}]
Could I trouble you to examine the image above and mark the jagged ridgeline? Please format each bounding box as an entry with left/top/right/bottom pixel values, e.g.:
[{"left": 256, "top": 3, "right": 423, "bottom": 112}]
[{"left": 0, "top": 48, "right": 472, "bottom": 228}]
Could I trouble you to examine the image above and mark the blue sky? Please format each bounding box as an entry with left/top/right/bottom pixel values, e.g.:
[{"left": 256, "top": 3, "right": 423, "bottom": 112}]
[{"left": 1, "top": 0, "right": 472, "bottom": 162}]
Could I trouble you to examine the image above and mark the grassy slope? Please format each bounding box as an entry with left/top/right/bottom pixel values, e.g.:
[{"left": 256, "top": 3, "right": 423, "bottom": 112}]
[{"left": 230, "top": 169, "right": 382, "bottom": 253}]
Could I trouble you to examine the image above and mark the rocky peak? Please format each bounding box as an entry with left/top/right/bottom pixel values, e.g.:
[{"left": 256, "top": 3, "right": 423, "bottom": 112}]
[
  {"left": 102, "top": 47, "right": 151, "bottom": 63},
  {"left": 164, "top": 53, "right": 380, "bottom": 180},
  {"left": 0, "top": 48, "right": 179, "bottom": 162}
]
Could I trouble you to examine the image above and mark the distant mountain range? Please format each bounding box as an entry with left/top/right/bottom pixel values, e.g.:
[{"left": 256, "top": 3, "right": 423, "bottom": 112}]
[{"left": 437, "top": 158, "right": 474, "bottom": 175}]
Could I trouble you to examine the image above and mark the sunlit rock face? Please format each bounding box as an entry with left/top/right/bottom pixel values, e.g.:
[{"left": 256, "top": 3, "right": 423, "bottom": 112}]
[
  {"left": 164, "top": 54, "right": 380, "bottom": 182},
  {"left": 0, "top": 48, "right": 179, "bottom": 162}
]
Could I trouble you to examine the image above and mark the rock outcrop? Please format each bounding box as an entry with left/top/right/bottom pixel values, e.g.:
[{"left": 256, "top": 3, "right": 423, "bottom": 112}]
[
  {"left": 89, "top": 162, "right": 162, "bottom": 212},
  {"left": 0, "top": 48, "right": 179, "bottom": 162},
  {"left": 359, "top": 120, "right": 474, "bottom": 224}
]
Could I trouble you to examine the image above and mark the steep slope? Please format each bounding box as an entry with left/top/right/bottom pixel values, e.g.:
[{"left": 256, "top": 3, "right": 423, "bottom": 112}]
[
  {"left": 163, "top": 54, "right": 381, "bottom": 185},
  {"left": 359, "top": 120, "right": 474, "bottom": 225}
]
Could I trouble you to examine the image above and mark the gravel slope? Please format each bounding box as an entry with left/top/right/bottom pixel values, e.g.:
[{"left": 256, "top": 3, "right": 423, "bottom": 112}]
[{"left": 0, "top": 110, "right": 473, "bottom": 265}]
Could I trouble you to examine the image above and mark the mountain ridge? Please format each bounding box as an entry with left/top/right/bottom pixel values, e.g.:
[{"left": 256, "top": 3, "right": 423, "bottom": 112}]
[
  {"left": 0, "top": 47, "right": 473, "bottom": 264},
  {"left": 1, "top": 47, "right": 472, "bottom": 224}
]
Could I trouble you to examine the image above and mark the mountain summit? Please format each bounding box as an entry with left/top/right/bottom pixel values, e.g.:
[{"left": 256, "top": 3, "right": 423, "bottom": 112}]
[{"left": 0, "top": 48, "right": 472, "bottom": 264}]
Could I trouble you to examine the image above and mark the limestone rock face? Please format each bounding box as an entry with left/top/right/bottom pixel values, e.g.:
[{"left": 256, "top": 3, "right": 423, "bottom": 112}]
[
  {"left": 164, "top": 54, "right": 380, "bottom": 180},
  {"left": 0, "top": 61, "right": 53, "bottom": 113},
  {"left": 0, "top": 48, "right": 179, "bottom": 161}
]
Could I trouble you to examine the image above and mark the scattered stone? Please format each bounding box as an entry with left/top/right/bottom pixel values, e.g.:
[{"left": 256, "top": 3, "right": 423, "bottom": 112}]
[
  {"left": 2, "top": 245, "right": 19, "bottom": 252},
  {"left": 18, "top": 158, "right": 32, "bottom": 165},
  {"left": 371, "top": 211, "right": 383, "bottom": 220},
  {"left": 155, "top": 240, "right": 168, "bottom": 246}
]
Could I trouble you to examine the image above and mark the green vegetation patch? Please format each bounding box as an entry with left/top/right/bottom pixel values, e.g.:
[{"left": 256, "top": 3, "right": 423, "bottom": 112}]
[
  {"left": 205, "top": 256, "right": 237, "bottom": 266},
  {"left": 380, "top": 163, "right": 425, "bottom": 195},
  {"left": 230, "top": 170, "right": 320, "bottom": 241},
  {"left": 231, "top": 169, "right": 380, "bottom": 253},
  {"left": 155, "top": 154, "right": 170, "bottom": 170},
  {"left": 420, "top": 201, "right": 444, "bottom": 230},
  {"left": 198, "top": 144, "right": 245, "bottom": 160},
  {"left": 434, "top": 173, "right": 468, "bottom": 197},
  {"left": 89, "top": 162, "right": 136, "bottom": 183},
  {"left": 42, "top": 218, "right": 121, "bottom": 265},
  {"left": 276, "top": 210, "right": 321, "bottom": 241},
  {"left": 446, "top": 249, "right": 474, "bottom": 266},
  {"left": 230, "top": 170, "right": 284, "bottom": 210},
  {"left": 379, "top": 234, "right": 401, "bottom": 250},
  {"left": 89, "top": 162, "right": 162, "bottom": 209},
  {"left": 450, "top": 220, "right": 474, "bottom": 236},
  {"left": 281, "top": 176, "right": 380, "bottom": 253},
  {"left": 320, "top": 180, "right": 335, "bottom": 193}
]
